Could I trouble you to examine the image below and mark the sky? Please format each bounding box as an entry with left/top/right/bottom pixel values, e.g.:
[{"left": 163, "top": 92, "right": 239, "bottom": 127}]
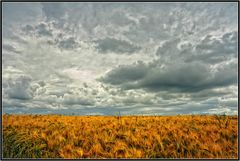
[{"left": 2, "top": 2, "right": 238, "bottom": 115}]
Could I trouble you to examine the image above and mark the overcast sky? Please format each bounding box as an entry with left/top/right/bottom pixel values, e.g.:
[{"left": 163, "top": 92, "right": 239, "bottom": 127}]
[{"left": 2, "top": 2, "right": 238, "bottom": 115}]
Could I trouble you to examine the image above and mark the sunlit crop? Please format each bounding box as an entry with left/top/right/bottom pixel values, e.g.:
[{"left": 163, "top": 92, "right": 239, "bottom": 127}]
[{"left": 2, "top": 114, "right": 238, "bottom": 158}]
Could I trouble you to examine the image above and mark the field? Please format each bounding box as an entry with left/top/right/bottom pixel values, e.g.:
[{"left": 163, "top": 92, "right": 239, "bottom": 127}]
[{"left": 2, "top": 114, "right": 238, "bottom": 159}]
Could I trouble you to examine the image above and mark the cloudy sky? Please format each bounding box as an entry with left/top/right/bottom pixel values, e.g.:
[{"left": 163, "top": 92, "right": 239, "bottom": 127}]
[{"left": 2, "top": 2, "right": 238, "bottom": 115}]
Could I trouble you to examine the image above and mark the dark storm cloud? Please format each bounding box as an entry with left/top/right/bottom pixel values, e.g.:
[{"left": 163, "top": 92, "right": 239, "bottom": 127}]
[
  {"left": 189, "top": 89, "right": 230, "bottom": 101},
  {"left": 100, "top": 27, "right": 237, "bottom": 93},
  {"left": 100, "top": 60, "right": 237, "bottom": 92},
  {"left": 99, "top": 61, "right": 148, "bottom": 84},
  {"left": 95, "top": 38, "right": 141, "bottom": 54}
]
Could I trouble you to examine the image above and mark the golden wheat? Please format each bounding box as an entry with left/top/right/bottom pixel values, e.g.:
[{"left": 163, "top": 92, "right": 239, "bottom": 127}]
[{"left": 2, "top": 114, "right": 238, "bottom": 158}]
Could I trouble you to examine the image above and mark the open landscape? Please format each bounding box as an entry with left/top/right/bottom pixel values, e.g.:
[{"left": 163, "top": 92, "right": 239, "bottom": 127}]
[
  {"left": 2, "top": 2, "right": 238, "bottom": 159},
  {"left": 3, "top": 114, "right": 238, "bottom": 159}
]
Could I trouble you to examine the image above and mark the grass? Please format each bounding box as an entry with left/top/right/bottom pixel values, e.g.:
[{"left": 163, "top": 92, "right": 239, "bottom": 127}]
[{"left": 2, "top": 114, "right": 238, "bottom": 159}]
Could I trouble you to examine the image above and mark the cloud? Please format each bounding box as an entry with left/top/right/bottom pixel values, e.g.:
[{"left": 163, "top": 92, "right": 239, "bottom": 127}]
[
  {"left": 99, "top": 23, "right": 237, "bottom": 94},
  {"left": 185, "top": 31, "right": 238, "bottom": 64},
  {"left": 2, "top": 2, "right": 238, "bottom": 115},
  {"left": 95, "top": 37, "right": 140, "bottom": 54},
  {"left": 9, "top": 34, "right": 28, "bottom": 45},
  {"left": 189, "top": 89, "right": 230, "bottom": 101},
  {"left": 206, "top": 107, "right": 235, "bottom": 115},
  {"left": 6, "top": 75, "right": 33, "bottom": 100},
  {"left": 219, "top": 98, "right": 238, "bottom": 108},
  {"left": 109, "top": 11, "right": 137, "bottom": 26},
  {"left": 100, "top": 58, "right": 237, "bottom": 92},
  {"left": 22, "top": 22, "right": 52, "bottom": 37},
  {"left": 62, "top": 94, "right": 95, "bottom": 106},
  {"left": 41, "top": 3, "right": 66, "bottom": 20},
  {"left": 58, "top": 37, "right": 78, "bottom": 49},
  {"left": 98, "top": 61, "right": 147, "bottom": 84},
  {"left": 2, "top": 44, "right": 21, "bottom": 53},
  {"left": 35, "top": 23, "right": 52, "bottom": 37},
  {"left": 22, "top": 22, "right": 79, "bottom": 50},
  {"left": 22, "top": 24, "right": 34, "bottom": 33}
]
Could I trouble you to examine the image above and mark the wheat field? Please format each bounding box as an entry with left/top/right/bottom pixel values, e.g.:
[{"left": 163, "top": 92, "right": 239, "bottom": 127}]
[{"left": 2, "top": 114, "right": 238, "bottom": 159}]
